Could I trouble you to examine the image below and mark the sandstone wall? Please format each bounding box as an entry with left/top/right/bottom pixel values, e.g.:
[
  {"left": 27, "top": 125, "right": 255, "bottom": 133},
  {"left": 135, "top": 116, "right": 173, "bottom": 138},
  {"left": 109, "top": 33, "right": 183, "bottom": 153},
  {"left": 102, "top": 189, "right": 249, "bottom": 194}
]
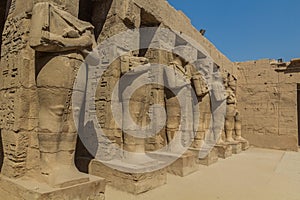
[
  {"left": 134, "top": 0, "right": 236, "bottom": 75},
  {"left": 0, "top": 0, "right": 40, "bottom": 178},
  {"left": 87, "top": 0, "right": 234, "bottom": 154},
  {"left": 93, "top": 0, "right": 236, "bottom": 76},
  {"left": 236, "top": 59, "right": 299, "bottom": 151}
]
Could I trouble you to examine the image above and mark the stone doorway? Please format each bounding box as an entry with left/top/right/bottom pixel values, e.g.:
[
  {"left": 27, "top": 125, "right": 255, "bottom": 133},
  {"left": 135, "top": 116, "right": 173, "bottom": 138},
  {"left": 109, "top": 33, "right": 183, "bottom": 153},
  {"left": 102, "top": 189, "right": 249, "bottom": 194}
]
[{"left": 297, "top": 84, "right": 300, "bottom": 146}]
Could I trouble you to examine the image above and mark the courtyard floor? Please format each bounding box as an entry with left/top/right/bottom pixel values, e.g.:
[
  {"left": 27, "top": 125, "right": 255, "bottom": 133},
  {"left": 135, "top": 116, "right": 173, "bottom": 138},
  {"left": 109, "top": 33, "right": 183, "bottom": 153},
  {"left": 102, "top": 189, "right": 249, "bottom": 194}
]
[{"left": 106, "top": 147, "right": 300, "bottom": 200}]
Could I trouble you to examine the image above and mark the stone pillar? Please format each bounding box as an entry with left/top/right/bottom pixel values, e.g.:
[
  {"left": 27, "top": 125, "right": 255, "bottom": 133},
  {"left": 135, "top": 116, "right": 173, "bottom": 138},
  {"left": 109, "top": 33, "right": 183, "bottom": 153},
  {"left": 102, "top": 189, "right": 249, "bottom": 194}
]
[{"left": 0, "top": 1, "right": 106, "bottom": 199}]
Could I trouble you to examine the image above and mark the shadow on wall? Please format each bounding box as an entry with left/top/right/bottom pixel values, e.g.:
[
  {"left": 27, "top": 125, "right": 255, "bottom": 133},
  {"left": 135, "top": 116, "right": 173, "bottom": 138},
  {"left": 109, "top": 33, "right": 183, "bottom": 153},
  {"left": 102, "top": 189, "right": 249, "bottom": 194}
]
[
  {"left": 75, "top": 0, "right": 114, "bottom": 172},
  {"left": 79, "top": 0, "right": 113, "bottom": 40}
]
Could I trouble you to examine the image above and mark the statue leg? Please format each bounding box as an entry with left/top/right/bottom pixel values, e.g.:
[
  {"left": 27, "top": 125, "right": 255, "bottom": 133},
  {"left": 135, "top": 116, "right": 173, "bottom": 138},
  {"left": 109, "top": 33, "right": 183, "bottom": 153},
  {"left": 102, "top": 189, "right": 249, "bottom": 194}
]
[
  {"left": 192, "top": 99, "right": 204, "bottom": 148},
  {"left": 225, "top": 116, "right": 235, "bottom": 143},
  {"left": 165, "top": 91, "right": 183, "bottom": 152},
  {"left": 235, "top": 119, "right": 246, "bottom": 142},
  {"left": 122, "top": 84, "right": 148, "bottom": 163}
]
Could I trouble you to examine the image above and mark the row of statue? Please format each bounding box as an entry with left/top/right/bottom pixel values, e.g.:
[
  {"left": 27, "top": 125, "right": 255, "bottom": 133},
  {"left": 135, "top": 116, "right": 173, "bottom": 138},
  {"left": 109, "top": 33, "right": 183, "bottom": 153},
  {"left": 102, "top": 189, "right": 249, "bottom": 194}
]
[
  {"left": 0, "top": 0, "right": 247, "bottom": 190},
  {"left": 96, "top": 50, "right": 248, "bottom": 159}
]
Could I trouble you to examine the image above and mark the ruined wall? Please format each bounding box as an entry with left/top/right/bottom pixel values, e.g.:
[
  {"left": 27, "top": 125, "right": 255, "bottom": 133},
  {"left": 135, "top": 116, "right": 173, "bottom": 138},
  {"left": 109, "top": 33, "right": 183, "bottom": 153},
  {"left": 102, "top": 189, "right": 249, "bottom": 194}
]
[{"left": 236, "top": 59, "right": 299, "bottom": 151}]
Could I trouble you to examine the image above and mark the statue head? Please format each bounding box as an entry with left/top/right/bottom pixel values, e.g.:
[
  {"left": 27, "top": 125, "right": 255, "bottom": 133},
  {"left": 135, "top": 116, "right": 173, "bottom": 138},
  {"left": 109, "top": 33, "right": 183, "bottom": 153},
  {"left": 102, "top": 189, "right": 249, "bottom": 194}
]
[{"left": 226, "top": 89, "right": 236, "bottom": 104}]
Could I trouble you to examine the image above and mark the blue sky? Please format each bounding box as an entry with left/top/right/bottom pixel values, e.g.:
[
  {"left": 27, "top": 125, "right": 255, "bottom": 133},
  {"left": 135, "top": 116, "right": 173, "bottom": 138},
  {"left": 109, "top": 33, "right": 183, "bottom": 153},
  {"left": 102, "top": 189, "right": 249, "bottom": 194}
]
[{"left": 167, "top": 0, "right": 300, "bottom": 62}]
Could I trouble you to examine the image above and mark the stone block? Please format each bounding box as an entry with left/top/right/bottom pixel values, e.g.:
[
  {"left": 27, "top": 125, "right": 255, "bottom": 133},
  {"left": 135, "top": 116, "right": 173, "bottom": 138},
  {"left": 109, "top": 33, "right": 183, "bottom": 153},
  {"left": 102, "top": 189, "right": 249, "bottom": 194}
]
[
  {"left": 89, "top": 159, "right": 167, "bottom": 194},
  {"left": 191, "top": 147, "right": 219, "bottom": 166},
  {"left": 240, "top": 140, "right": 250, "bottom": 151},
  {"left": 229, "top": 142, "right": 242, "bottom": 154},
  {"left": 148, "top": 151, "right": 199, "bottom": 177},
  {"left": 215, "top": 144, "right": 232, "bottom": 159},
  {"left": 0, "top": 175, "right": 106, "bottom": 200}
]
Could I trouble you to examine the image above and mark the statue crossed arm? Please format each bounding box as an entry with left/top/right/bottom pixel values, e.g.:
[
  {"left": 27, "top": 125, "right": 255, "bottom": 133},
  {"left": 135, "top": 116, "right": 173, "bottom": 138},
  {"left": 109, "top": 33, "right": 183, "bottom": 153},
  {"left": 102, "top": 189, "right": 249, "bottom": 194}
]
[{"left": 30, "top": 2, "right": 94, "bottom": 53}]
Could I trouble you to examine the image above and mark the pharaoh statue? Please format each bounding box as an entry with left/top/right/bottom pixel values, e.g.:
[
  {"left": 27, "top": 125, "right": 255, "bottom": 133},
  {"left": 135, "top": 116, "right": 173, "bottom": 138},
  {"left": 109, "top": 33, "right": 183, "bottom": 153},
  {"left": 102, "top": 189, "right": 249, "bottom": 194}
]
[
  {"left": 119, "top": 53, "right": 153, "bottom": 163},
  {"left": 224, "top": 74, "right": 247, "bottom": 144},
  {"left": 207, "top": 68, "right": 227, "bottom": 146},
  {"left": 29, "top": 1, "right": 96, "bottom": 187},
  {"left": 164, "top": 54, "right": 195, "bottom": 152},
  {"left": 96, "top": 52, "right": 154, "bottom": 163},
  {"left": 191, "top": 59, "right": 211, "bottom": 148},
  {"left": 224, "top": 80, "right": 237, "bottom": 143}
]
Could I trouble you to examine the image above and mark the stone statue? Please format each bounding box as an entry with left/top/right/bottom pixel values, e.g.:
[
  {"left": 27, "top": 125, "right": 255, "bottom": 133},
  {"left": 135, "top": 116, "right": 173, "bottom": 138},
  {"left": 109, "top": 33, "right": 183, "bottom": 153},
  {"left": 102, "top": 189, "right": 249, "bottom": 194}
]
[
  {"left": 209, "top": 70, "right": 227, "bottom": 145},
  {"left": 119, "top": 53, "right": 152, "bottom": 162},
  {"left": 224, "top": 86, "right": 237, "bottom": 143},
  {"left": 191, "top": 62, "right": 210, "bottom": 148},
  {"left": 224, "top": 75, "right": 247, "bottom": 144},
  {"left": 164, "top": 54, "right": 194, "bottom": 152},
  {"left": 29, "top": 1, "right": 95, "bottom": 187}
]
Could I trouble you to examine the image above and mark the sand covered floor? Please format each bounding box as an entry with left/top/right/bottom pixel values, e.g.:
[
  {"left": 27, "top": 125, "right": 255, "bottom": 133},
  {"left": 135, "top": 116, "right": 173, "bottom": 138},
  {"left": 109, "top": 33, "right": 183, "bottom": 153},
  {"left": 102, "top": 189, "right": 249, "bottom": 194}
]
[{"left": 106, "top": 147, "right": 300, "bottom": 200}]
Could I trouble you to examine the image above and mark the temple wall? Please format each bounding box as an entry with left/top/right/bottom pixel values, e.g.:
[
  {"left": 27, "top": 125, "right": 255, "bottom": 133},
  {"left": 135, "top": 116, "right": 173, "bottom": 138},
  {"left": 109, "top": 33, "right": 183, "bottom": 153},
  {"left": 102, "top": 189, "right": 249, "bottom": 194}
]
[
  {"left": 0, "top": 0, "right": 40, "bottom": 178},
  {"left": 236, "top": 59, "right": 299, "bottom": 151},
  {"left": 94, "top": 0, "right": 236, "bottom": 76},
  {"left": 133, "top": 0, "right": 236, "bottom": 76},
  {"left": 85, "top": 0, "right": 228, "bottom": 156}
]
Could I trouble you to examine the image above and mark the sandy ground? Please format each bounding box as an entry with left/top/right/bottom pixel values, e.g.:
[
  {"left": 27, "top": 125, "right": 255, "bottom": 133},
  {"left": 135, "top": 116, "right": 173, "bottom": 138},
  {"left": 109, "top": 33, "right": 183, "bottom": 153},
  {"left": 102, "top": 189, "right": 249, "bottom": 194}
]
[{"left": 106, "top": 147, "right": 300, "bottom": 200}]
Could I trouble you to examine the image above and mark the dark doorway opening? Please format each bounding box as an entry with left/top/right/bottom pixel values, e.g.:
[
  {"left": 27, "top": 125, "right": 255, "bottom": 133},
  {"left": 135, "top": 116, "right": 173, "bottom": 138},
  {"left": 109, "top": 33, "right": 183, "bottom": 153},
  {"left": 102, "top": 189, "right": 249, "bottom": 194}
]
[
  {"left": 297, "top": 84, "right": 300, "bottom": 146},
  {"left": 139, "top": 8, "right": 161, "bottom": 57},
  {"left": 79, "top": 0, "right": 113, "bottom": 40}
]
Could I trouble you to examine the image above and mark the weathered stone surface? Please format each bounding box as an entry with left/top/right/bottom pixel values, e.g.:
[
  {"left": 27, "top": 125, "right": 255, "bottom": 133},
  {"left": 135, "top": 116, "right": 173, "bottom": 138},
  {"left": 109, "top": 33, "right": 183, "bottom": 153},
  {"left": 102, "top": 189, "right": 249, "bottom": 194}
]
[
  {"left": 0, "top": 175, "right": 105, "bottom": 200},
  {"left": 89, "top": 159, "right": 167, "bottom": 194},
  {"left": 149, "top": 151, "right": 199, "bottom": 177},
  {"left": 215, "top": 144, "right": 232, "bottom": 159},
  {"left": 236, "top": 59, "right": 299, "bottom": 151},
  {"left": 229, "top": 142, "right": 242, "bottom": 154},
  {"left": 240, "top": 140, "right": 250, "bottom": 151},
  {"left": 0, "top": 0, "right": 107, "bottom": 199},
  {"left": 0, "top": 0, "right": 275, "bottom": 198},
  {"left": 190, "top": 147, "right": 219, "bottom": 166}
]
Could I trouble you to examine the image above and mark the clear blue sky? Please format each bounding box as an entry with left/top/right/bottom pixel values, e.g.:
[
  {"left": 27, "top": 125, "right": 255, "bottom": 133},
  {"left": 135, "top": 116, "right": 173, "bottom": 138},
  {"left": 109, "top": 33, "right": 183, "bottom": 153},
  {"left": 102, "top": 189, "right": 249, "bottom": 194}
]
[{"left": 167, "top": 0, "right": 300, "bottom": 62}]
